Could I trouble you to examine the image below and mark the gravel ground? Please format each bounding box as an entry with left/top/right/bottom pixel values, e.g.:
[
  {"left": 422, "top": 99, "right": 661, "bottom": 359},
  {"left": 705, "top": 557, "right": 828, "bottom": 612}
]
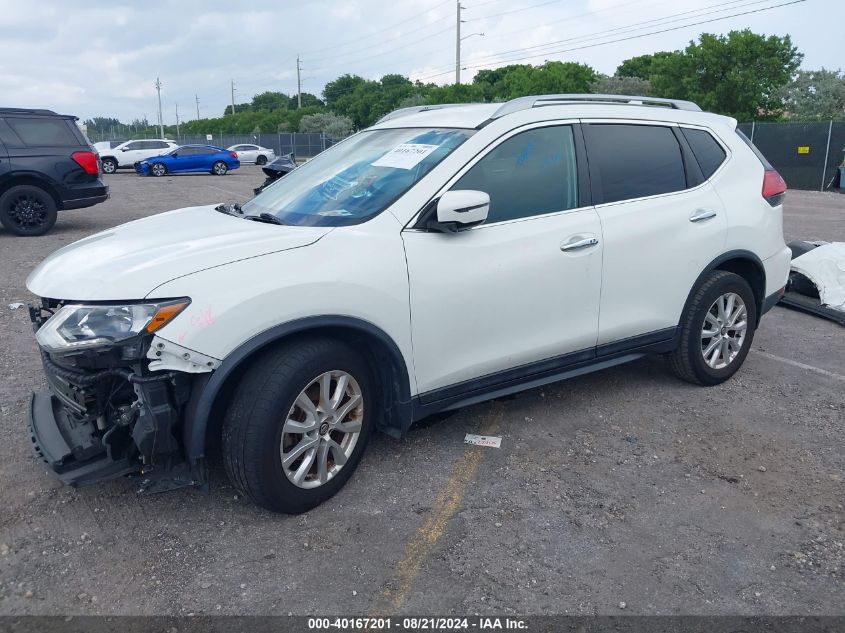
[{"left": 0, "top": 170, "right": 842, "bottom": 616}]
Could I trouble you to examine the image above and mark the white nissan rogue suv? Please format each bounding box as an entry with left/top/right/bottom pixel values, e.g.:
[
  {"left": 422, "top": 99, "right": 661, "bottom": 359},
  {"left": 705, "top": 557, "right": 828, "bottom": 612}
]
[{"left": 26, "top": 94, "right": 791, "bottom": 513}]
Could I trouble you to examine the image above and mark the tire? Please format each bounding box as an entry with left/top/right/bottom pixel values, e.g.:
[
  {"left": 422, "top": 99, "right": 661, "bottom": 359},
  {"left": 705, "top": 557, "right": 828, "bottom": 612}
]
[
  {"left": 0, "top": 185, "right": 58, "bottom": 236},
  {"left": 212, "top": 161, "right": 228, "bottom": 175},
  {"left": 669, "top": 271, "right": 757, "bottom": 386},
  {"left": 256, "top": 155, "right": 267, "bottom": 166},
  {"left": 222, "top": 338, "right": 375, "bottom": 513},
  {"left": 101, "top": 157, "right": 118, "bottom": 174},
  {"left": 150, "top": 162, "right": 167, "bottom": 177}
]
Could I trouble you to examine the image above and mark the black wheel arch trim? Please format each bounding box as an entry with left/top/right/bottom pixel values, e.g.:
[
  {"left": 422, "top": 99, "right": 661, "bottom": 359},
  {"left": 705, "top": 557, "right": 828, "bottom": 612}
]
[
  {"left": 687, "top": 249, "right": 767, "bottom": 326},
  {"left": 183, "top": 315, "right": 414, "bottom": 463}
]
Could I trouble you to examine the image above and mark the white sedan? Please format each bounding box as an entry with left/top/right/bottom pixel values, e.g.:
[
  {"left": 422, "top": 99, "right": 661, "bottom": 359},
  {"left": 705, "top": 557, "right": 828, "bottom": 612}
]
[{"left": 227, "top": 144, "right": 276, "bottom": 165}]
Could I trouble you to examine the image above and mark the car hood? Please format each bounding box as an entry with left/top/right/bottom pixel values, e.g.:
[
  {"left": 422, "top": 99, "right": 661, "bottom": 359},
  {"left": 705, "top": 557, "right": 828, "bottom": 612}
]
[{"left": 27, "top": 205, "right": 330, "bottom": 300}]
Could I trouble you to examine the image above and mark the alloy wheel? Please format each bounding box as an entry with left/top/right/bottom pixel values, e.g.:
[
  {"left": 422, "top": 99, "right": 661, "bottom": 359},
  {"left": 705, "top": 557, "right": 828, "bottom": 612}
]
[
  {"left": 102, "top": 160, "right": 116, "bottom": 174},
  {"left": 7, "top": 194, "right": 47, "bottom": 230},
  {"left": 151, "top": 163, "right": 166, "bottom": 177},
  {"left": 701, "top": 292, "right": 748, "bottom": 369},
  {"left": 280, "top": 370, "right": 364, "bottom": 489},
  {"left": 213, "top": 162, "right": 227, "bottom": 175}
]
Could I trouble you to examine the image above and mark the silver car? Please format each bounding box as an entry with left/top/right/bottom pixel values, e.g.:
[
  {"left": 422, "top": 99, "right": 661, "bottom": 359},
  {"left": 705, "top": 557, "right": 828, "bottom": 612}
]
[{"left": 227, "top": 144, "right": 275, "bottom": 165}]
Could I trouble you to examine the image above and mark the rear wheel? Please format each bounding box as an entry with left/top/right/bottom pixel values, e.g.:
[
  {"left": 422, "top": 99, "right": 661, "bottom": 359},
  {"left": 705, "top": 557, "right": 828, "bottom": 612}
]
[
  {"left": 669, "top": 271, "right": 757, "bottom": 385},
  {"left": 150, "top": 162, "right": 167, "bottom": 177},
  {"left": 101, "top": 157, "right": 118, "bottom": 174},
  {"left": 212, "top": 161, "right": 228, "bottom": 175},
  {"left": 256, "top": 155, "right": 268, "bottom": 166},
  {"left": 0, "top": 185, "right": 58, "bottom": 236},
  {"left": 222, "top": 338, "right": 375, "bottom": 513}
]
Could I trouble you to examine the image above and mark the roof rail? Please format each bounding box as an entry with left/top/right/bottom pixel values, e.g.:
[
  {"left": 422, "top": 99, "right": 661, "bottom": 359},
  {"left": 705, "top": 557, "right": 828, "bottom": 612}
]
[
  {"left": 375, "top": 103, "right": 468, "bottom": 124},
  {"left": 489, "top": 94, "right": 702, "bottom": 120}
]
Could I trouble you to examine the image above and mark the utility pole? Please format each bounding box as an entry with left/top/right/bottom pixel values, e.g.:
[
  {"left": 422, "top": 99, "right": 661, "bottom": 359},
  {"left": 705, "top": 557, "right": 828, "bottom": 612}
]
[
  {"left": 296, "top": 56, "right": 302, "bottom": 108},
  {"left": 455, "top": 1, "right": 463, "bottom": 85},
  {"left": 155, "top": 77, "right": 164, "bottom": 139},
  {"left": 174, "top": 103, "right": 180, "bottom": 141},
  {"left": 195, "top": 94, "right": 200, "bottom": 121},
  {"left": 230, "top": 79, "right": 236, "bottom": 116}
]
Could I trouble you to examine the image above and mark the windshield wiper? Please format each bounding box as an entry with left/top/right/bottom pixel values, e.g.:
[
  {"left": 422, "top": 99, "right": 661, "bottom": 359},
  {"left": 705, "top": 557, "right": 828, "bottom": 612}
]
[
  {"left": 244, "top": 212, "right": 286, "bottom": 225},
  {"left": 215, "top": 203, "right": 244, "bottom": 216}
]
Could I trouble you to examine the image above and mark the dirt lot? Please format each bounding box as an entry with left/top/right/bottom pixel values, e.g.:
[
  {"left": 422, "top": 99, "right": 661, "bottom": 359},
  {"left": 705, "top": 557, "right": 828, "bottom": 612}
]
[{"left": 0, "top": 169, "right": 842, "bottom": 616}]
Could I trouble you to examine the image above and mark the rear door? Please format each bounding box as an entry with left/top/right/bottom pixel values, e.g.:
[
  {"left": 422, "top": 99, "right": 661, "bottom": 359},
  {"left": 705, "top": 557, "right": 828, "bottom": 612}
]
[{"left": 582, "top": 121, "right": 728, "bottom": 346}]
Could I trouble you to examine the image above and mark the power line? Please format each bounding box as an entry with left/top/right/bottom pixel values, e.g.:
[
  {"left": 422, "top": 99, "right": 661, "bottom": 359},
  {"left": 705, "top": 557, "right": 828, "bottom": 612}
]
[
  {"left": 420, "top": 0, "right": 766, "bottom": 76},
  {"left": 416, "top": 0, "right": 805, "bottom": 81},
  {"left": 300, "top": 0, "right": 452, "bottom": 56}
]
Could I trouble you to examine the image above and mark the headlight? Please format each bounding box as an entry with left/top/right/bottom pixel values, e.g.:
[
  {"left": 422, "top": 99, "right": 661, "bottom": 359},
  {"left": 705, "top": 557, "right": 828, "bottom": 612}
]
[{"left": 36, "top": 299, "right": 190, "bottom": 354}]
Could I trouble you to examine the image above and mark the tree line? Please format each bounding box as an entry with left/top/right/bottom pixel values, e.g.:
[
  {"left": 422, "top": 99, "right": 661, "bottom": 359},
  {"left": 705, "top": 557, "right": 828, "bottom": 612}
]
[{"left": 85, "top": 29, "right": 844, "bottom": 140}]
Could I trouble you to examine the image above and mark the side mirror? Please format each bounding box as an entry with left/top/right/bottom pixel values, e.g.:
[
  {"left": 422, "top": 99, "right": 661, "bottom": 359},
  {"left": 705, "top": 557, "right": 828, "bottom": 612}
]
[{"left": 429, "top": 190, "right": 489, "bottom": 233}]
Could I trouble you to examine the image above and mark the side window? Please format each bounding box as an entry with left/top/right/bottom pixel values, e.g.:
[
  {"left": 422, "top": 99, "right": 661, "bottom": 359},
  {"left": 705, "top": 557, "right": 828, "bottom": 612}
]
[
  {"left": 6, "top": 117, "right": 78, "bottom": 146},
  {"left": 681, "top": 128, "right": 727, "bottom": 179},
  {"left": 450, "top": 126, "right": 578, "bottom": 223},
  {"left": 177, "top": 147, "right": 195, "bottom": 156},
  {"left": 586, "top": 124, "right": 686, "bottom": 204},
  {"left": 125, "top": 141, "right": 144, "bottom": 150}
]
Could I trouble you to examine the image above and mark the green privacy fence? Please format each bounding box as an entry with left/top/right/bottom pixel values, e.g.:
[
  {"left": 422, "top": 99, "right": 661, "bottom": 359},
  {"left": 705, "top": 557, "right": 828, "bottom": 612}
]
[{"left": 736, "top": 121, "right": 845, "bottom": 191}]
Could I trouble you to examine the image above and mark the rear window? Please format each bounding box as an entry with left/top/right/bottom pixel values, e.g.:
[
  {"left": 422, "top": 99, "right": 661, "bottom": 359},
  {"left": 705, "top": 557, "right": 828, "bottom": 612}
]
[
  {"left": 6, "top": 117, "right": 79, "bottom": 147},
  {"left": 681, "top": 128, "right": 727, "bottom": 179},
  {"left": 586, "top": 124, "right": 687, "bottom": 204}
]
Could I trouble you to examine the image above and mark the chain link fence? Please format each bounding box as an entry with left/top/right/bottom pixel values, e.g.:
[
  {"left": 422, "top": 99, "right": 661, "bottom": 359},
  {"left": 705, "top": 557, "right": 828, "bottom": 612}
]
[{"left": 736, "top": 121, "right": 844, "bottom": 191}]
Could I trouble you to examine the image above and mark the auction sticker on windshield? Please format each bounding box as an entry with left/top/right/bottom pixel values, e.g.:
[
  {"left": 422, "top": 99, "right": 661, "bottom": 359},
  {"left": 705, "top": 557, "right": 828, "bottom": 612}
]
[{"left": 372, "top": 143, "right": 439, "bottom": 169}]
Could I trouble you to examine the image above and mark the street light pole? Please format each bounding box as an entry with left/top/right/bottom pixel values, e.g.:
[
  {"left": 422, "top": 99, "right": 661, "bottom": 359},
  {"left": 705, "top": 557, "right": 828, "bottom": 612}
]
[
  {"left": 195, "top": 94, "right": 200, "bottom": 121},
  {"left": 297, "top": 56, "right": 303, "bottom": 108},
  {"left": 155, "top": 77, "right": 164, "bottom": 139},
  {"left": 455, "top": 1, "right": 462, "bottom": 85},
  {"left": 175, "top": 103, "right": 180, "bottom": 141}
]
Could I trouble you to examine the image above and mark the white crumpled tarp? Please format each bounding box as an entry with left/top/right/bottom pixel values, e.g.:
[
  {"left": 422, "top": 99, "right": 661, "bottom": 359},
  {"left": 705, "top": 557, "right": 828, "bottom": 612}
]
[{"left": 790, "top": 242, "right": 845, "bottom": 312}]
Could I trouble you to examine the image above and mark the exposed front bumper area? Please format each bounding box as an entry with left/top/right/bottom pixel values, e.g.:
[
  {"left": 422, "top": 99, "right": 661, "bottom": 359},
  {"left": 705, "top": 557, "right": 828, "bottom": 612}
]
[
  {"left": 27, "top": 298, "right": 205, "bottom": 489},
  {"left": 29, "top": 391, "right": 138, "bottom": 486}
]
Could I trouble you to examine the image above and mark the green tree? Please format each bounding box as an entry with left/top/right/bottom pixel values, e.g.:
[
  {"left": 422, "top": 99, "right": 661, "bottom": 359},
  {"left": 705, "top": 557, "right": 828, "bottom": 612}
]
[
  {"left": 781, "top": 69, "right": 845, "bottom": 120},
  {"left": 615, "top": 52, "right": 677, "bottom": 80},
  {"left": 649, "top": 30, "right": 802, "bottom": 120},
  {"left": 298, "top": 112, "right": 354, "bottom": 137},
  {"left": 251, "top": 91, "right": 290, "bottom": 111},
  {"left": 590, "top": 75, "right": 652, "bottom": 96}
]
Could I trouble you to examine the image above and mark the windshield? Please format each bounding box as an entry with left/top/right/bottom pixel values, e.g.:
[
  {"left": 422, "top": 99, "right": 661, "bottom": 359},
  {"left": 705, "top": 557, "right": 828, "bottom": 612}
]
[{"left": 241, "top": 127, "right": 475, "bottom": 227}]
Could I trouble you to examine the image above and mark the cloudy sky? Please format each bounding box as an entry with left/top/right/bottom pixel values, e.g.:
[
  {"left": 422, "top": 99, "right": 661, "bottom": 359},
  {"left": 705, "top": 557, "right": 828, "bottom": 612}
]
[{"left": 0, "top": 0, "right": 837, "bottom": 124}]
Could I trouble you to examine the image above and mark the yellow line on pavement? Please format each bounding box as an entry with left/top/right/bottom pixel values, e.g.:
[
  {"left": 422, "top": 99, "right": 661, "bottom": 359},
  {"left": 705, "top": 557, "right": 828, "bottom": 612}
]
[{"left": 370, "top": 403, "right": 503, "bottom": 615}]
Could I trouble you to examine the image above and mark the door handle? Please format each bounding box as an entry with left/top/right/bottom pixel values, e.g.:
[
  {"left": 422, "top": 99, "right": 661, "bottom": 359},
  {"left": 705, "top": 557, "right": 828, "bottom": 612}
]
[
  {"left": 560, "top": 237, "right": 599, "bottom": 252},
  {"left": 689, "top": 208, "right": 718, "bottom": 222}
]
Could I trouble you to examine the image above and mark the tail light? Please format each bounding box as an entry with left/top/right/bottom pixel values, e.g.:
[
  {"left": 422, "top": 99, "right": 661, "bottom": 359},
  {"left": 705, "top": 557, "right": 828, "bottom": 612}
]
[
  {"left": 762, "top": 169, "right": 787, "bottom": 207},
  {"left": 230, "top": 152, "right": 238, "bottom": 159},
  {"left": 71, "top": 151, "right": 99, "bottom": 175}
]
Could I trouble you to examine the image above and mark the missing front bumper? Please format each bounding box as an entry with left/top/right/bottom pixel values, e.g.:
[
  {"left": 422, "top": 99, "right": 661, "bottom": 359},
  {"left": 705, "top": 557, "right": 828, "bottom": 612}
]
[{"left": 28, "top": 391, "right": 138, "bottom": 486}]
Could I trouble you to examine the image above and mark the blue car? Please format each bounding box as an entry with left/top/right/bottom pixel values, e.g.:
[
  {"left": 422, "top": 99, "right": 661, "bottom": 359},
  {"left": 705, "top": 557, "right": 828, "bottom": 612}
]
[{"left": 135, "top": 144, "right": 240, "bottom": 177}]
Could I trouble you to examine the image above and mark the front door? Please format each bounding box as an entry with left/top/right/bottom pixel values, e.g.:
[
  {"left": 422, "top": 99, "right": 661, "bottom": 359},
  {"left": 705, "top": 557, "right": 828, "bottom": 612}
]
[{"left": 402, "top": 124, "right": 603, "bottom": 397}]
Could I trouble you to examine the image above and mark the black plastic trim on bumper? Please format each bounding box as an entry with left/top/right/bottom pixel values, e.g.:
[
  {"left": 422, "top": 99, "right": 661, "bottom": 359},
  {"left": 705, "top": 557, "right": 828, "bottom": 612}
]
[
  {"left": 761, "top": 289, "right": 784, "bottom": 317},
  {"left": 28, "top": 391, "right": 137, "bottom": 486},
  {"left": 61, "top": 190, "right": 109, "bottom": 210}
]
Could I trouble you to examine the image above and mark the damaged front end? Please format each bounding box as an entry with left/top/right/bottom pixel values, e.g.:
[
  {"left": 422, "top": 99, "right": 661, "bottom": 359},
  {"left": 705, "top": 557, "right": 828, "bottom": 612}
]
[{"left": 28, "top": 297, "right": 208, "bottom": 491}]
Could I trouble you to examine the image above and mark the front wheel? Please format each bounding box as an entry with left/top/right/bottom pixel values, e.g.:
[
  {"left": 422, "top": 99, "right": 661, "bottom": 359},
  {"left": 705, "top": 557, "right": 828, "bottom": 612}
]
[
  {"left": 150, "top": 162, "right": 167, "bottom": 177},
  {"left": 256, "top": 155, "right": 267, "bottom": 166},
  {"left": 669, "top": 271, "right": 757, "bottom": 385},
  {"left": 212, "top": 161, "right": 228, "bottom": 175},
  {"left": 222, "top": 338, "right": 375, "bottom": 513}
]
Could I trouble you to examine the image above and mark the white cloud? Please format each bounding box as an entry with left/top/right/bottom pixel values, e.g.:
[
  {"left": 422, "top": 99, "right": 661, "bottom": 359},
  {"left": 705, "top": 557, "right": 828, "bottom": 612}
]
[{"left": 0, "top": 0, "right": 835, "bottom": 123}]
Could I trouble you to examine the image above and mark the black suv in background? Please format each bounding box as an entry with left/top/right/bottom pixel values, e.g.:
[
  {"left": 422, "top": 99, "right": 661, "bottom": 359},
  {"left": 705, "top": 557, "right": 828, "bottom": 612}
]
[{"left": 0, "top": 108, "right": 108, "bottom": 236}]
